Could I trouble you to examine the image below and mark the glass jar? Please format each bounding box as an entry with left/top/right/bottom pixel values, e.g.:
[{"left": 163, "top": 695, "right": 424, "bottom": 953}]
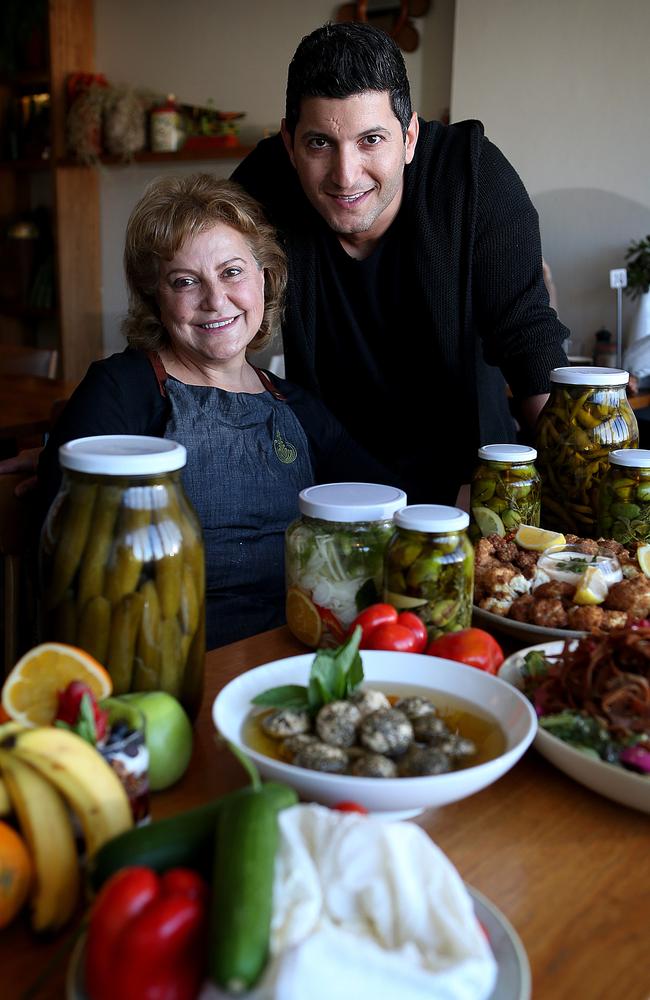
[
  {"left": 469, "top": 444, "right": 541, "bottom": 541},
  {"left": 40, "top": 436, "right": 205, "bottom": 719},
  {"left": 597, "top": 448, "right": 650, "bottom": 543},
  {"left": 535, "top": 367, "right": 638, "bottom": 535},
  {"left": 284, "top": 482, "right": 407, "bottom": 648},
  {"left": 384, "top": 505, "right": 474, "bottom": 640}
]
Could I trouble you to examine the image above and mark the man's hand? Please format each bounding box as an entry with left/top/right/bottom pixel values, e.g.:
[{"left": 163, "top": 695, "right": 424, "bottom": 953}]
[
  {"left": 0, "top": 448, "right": 42, "bottom": 496},
  {"left": 519, "top": 393, "right": 549, "bottom": 432}
]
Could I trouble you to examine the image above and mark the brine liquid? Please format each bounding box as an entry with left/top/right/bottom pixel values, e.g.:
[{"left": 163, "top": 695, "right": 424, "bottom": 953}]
[{"left": 243, "top": 682, "right": 505, "bottom": 771}]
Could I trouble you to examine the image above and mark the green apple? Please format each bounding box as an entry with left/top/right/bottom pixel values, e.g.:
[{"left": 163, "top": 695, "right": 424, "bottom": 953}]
[{"left": 116, "top": 691, "right": 193, "bottom": 791}]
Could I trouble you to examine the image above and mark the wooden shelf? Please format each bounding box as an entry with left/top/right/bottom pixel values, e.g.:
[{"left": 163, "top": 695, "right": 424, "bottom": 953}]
[
  {"left": 0, "top": 302, "right": 56, "bottom": 320},
  {"left": 0, "top": 157, "right": 52, "bottom": 171},
  {"left": 57, "top": 145, "right": 254, "bottom": 167}
]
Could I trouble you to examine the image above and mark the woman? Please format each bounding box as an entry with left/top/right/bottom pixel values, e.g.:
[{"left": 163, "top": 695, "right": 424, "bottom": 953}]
[{"left": 38, "top": 174, "right": 395, "bottom": 648}]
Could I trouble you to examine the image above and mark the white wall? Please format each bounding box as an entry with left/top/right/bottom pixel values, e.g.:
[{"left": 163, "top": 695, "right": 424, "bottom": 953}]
[
  {"left": 451, "top": 0, "right": 650, "bottom": 357},
  {"left": 94, "top": 0, "right": 453, "bottom": 354}
]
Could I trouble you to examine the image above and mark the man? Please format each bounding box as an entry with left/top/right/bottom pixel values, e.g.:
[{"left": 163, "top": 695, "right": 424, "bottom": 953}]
[{"left": 234, "top": 22, "right": 570, "bottom": 504}]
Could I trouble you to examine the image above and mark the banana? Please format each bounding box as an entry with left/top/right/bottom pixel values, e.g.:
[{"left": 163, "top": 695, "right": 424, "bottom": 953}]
[
  {"left": 0, "top": 775, "right": 11, "bottom": 817},
  {"left": 0, "top": 749, "right": 80, "bottom": 931},
  {"left": 10, "top": 727, "right": 133, "bottom": 858}
]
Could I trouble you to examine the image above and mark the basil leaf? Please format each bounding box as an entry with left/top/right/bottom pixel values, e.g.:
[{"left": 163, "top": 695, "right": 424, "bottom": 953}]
[
  {"left": 251, "top": 684, "right": 310, "bottom": 710},
  {"left": 345, "top": 651, "right": 364, "bottom": 695}
]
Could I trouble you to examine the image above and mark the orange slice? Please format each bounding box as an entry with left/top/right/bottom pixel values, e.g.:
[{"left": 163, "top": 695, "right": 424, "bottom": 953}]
[
  {"left": 1, "top": 643, "right": 113, "bottom": 727},
  {"left": 286, "top": 587, "right": 322, "bottom": 647}
]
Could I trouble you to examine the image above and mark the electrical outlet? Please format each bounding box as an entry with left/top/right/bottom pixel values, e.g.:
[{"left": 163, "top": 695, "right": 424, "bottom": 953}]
[{"left": 610, "top": 268, "right": 627, "bottom": 289}]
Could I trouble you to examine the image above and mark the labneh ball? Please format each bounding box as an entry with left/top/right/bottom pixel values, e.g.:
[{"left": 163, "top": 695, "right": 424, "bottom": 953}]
[
  {"left": 350, "top": 751, "right": 398, "bottom": 778},
  {"left": 440, "top": 733, "right": 476, "bottom": 759},
  {"left": 260, "top": 708, "right": 311, "bottom": 739},
  {"left": 398, "top": 745, "right": 451, "bottom": 776},
  {"left": 292, "top": 741, "right": 348, "bottom": 773},
  {"left": 359, "top": 708, "right": 413, "bottom": 756},
  {"left": 349, "top": 687, "right": 391, "bottom": 718},
  {"left": 316, "top": 700, "right": 361, "bottom": 748},
  {"left": 395, "top": 696, "right": 438, "bottom": 720},
  {"left": 411, "top": 713, "right": 450, "bottom": 745},
  {"left": 279, "top": 733, "right": 317, "bottom": 761}
]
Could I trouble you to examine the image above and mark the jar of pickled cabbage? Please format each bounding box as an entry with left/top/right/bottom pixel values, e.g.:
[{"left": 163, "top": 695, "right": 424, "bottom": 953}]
[
  {"left": 40, "top": 436, "right": 205, "bottom": 719},
  {"left": 384, "top": 505, "right": 474, "bottom": 640},
  {"left": 469, "top": 444, "right": 541, "bottom": 541},
  {"left": 597, "top": 448, "right": 650, "bottom": 543},
  {"left": 535, "top": 367, "right": 638, "bottom": 535},
  {"left": 284, "top": 482, "right": 407, "bottom": 648}
]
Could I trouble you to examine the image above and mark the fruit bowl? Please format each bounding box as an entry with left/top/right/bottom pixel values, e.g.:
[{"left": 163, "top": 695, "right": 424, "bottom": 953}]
[{"left": 212, "top": 651, "right": 537, "bottom": 818}]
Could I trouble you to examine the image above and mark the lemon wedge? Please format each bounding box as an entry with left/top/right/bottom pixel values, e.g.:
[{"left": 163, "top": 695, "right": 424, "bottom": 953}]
[
  {"left": 472, "top": 506, "right": 505, "bottom": 538},
  {"left": 637, "top": 544, "right": 650, "bottom": 578},
  {"left": 574, "top": 565, "right": 609, "bottom": 606},
  {"left": 515, "top": 524, "right": 566, "bottom": 552}
]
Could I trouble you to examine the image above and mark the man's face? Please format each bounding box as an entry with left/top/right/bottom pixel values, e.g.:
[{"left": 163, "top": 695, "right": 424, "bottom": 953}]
[{"left": 281, "top": 91, "right": 418, "bottom": 247}]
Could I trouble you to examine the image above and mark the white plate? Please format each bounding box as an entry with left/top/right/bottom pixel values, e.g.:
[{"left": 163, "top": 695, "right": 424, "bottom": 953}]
[
  {"left": 499, "top": 641, "right": 650, "bottom": 814},
  {"left": 473, "top": 605, "right": 586, "bottom": 642},
  {"left": 67, "top": 886, "right": 530, "bottom": 1000},
  {"left": 212, "top": 651, "right": 537, "bottom": 818}
]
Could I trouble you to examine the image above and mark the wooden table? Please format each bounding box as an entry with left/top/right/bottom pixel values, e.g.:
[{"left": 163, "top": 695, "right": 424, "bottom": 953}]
[
  {"left": 0, "top": 373, "right": 75, "bottom": 443},
  {"left": 2, "top": 627, "right": 649, "bottom": 999}
]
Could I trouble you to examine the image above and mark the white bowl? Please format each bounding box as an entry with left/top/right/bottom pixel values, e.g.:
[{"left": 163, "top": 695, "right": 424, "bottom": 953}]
[
  {"left": 212, "top": 651, "right": 537, "bottom": 818},
  {"left": 499, "top": 641, "right": 650, "bottom": 814}
]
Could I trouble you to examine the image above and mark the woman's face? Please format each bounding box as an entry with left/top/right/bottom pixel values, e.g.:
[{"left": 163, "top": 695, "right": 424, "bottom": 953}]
[{"left": 157, "top": 222, "right": 265, "bottom": 367}]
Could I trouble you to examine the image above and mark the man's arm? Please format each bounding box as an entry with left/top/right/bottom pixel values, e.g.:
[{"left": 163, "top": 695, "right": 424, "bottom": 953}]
[{"left": 519, "top": 392, "right": 549, "bottom": 432}]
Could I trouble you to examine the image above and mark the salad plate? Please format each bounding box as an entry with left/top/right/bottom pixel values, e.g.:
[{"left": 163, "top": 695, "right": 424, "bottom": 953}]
[
  {"left": 472, "top": 605, "right": 586, "bottom": 642},
  {"left": 66, "top": 885, "right": 530, "bottom": 1000},
  {"left": 499, "top": 641, "right": 650, "bottom": 814}
]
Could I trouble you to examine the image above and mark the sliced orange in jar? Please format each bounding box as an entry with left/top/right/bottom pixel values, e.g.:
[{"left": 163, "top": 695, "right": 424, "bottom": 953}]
[
  {"left": 1, "top": 643, "right": 113, "bottom": 727},
  {"left": 285, "top": 587, "right": 323, "bottom": 647}
]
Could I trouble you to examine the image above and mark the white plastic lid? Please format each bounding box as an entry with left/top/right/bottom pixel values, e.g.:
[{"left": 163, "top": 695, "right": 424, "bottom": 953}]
[
  {"left": 394, "top": 504, "right": 469, "bottom": 533},
  {"left": 478, "top": 444, "right": 537, "bottom": 463},
  {"left": 608, "top": 448, "right": 650, "bottom": 468},
  {"left": 550, "top": 366, "right": 629, "bottom": 386},
  {"left": 298, "top": 482, "right": 407, "bottom": 522},
  {"left": 59, "top": 435, "right": 187, "bottom": 475}
]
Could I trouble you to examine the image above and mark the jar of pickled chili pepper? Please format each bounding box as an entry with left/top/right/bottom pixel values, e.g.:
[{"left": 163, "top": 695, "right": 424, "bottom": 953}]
[
  {"left": 39, "top": 436, "right": 205, "bottom": 719},
  {"left": 535, "top": 367, "right": 638, "bottom": 535},
  {"left": 597, "top": 448, "right": 650, "bottom": 543},
  {"left": 469, "top": 444, "right": 541, "bottom": 541},
  {"left": 384, "top": 505, "right": 474, "bottom": 640}
]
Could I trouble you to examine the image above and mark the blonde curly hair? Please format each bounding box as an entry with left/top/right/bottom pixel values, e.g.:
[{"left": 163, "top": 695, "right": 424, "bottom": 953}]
[{"left": 122, "top": 174, "right": 286, "bottom": 353}]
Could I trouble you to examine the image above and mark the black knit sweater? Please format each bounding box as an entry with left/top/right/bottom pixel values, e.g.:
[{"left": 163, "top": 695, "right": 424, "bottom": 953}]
[{"left": 233, "top": 119, "right": 569, "bottom": 491}]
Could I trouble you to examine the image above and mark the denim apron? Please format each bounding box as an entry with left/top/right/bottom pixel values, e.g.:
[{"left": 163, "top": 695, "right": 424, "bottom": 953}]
[{"left": 163, "top": 373, "right": 313, "bottom": 649}]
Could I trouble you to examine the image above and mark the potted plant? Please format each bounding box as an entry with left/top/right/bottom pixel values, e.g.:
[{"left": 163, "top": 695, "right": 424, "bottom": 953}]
[{"left": 625, "top": 235, "right": 650, "bottom": 344}]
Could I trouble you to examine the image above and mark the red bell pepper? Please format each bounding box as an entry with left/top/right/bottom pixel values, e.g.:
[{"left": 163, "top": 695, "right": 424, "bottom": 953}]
[{"left": 85, "top": 866, "right": 208, "bottom": 1000}]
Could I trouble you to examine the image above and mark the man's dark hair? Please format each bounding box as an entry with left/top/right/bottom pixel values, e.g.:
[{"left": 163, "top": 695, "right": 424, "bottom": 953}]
[{"left": 285, "top": 22, "right": 412, "bottom": 138}]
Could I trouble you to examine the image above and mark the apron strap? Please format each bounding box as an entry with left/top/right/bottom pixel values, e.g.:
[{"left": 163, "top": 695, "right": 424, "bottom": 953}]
[
  {"left": 252, "top": 366, "right": 287, "bottom": 400},
  {"left": 147, "top": 350, "right": 168, "bottom": 397}
]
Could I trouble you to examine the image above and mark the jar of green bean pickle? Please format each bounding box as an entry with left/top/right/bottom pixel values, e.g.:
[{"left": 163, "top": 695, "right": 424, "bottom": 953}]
[
  {"left": 384, "top": 505, "right": 474, "bottom": 640},
  {"left": 469, "top": 444, "right": 541, "bottom": 541},
  {"left": 597, "top": 448, "right": 650, "bottom": 543},
  {"left": 40, "top": 436, "right": 205, "bottom": 719},
  {"left": 535, "top": 367, "right": 638, "bottom": 535}
]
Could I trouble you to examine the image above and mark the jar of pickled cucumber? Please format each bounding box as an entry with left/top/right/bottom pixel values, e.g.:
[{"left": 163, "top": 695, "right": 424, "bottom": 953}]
[
  {"left": 40, "top": 436, "right": 205, "bottom": 719},
  {"left": 285, "top": 482, "right": 407, "bottom": 648},
  {"left": 384, "top": 505, "right": 474, "bottom": 640},
  {"left": 535, "top": 367, "right": 638, "bottom": 535},
  {"left": 469, "top": 444, "right": 541, "bottom": 541},
  {"left": 597, "top": 448, "right": 650, "bottom": 543}
]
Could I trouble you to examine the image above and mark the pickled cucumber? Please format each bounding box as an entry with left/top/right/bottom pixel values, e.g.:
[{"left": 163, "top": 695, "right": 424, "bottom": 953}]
[
  {"left": 598, "top": 461, "right": 650, "bottom": 543},
  {"left": 76, "top": 485, "right": 123, "bottom": 609},
  {"left": 77, "top": 595, "right": 111, "bottom": 666},
  {"left": 107, "top": 592, "right": 145, "bottom": 694},
  {"left": 536, "top": 384, "right": 638, "bottom": 534},
  {"left": 384, "top": 528, "right": 474, "bottom": 639},
  {"left": 469, "top": 461, "right": 540, "bottom": 541},
  {"left": 45, "top": 479, "right": 98, "bottom": 608}
]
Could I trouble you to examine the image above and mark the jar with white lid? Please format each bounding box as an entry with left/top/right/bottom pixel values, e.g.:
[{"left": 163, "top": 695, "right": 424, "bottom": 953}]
[
  {"left": 597, "top": 448, "right": 650, "bottom": 543},
  {"left": 384, "top": 505, "right": 474, "bottom": 639},
  {"left": 535, "top": 367, "right": 638, "bottom": 535},
  {"left": 40, "top": 435, "right": 205, "bottom": 718},
  {"left": 284, "top": 482, "right": 407, "bottom": 648},
  {"left": 469, "top": 443, "right": 540, "bottom": 540}
]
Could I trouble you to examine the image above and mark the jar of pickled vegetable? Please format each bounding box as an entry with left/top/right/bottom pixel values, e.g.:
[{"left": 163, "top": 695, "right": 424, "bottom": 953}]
[
  {"left": 469, "top": 444, "right": 541, "bottom": 541},
  {"left": 597, "top": 448, "right": 650, "bottom": 543},
  {"left": 384, "top": 505, "right": 474, "bottom": 640},
  {"left": 284, "top": 482, "right": 407, "bottom": 648},
  {"left": 40, "top": 436, "right": 205, "bottom": 719},
  {"left": 535, "top": 367, "right": 638, "bottom": 535}
]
